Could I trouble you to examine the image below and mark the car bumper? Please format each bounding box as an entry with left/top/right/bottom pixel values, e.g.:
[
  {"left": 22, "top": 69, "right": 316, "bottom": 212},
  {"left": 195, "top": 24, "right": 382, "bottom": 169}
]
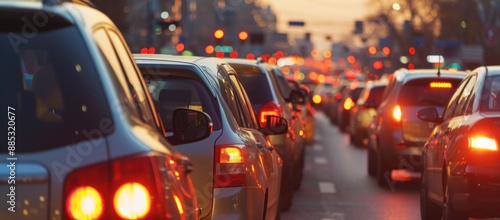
[
  {"left": 448, "top": 166, "right": 500, "bottom": 217},
  {"left": 203, "top": 186, "right": 266, "bottom": 220},
  {"left": 378, "top": 128, "right": 423, "bottom": 171}
]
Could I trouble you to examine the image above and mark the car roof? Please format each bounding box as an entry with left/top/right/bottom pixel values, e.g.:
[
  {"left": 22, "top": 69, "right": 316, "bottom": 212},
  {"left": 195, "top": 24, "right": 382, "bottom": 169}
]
[
  {"left": 394, "top": 68, "right": 468, "bottom": 82},
  {"left": 133, "top": 54, "right": 226, "bottom": 78}
]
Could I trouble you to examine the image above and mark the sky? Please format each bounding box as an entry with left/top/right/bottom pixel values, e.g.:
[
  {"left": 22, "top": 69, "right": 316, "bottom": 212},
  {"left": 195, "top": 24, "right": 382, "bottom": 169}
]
[{"left": 259, "top": 0, "right": 372, "bottom": 50}]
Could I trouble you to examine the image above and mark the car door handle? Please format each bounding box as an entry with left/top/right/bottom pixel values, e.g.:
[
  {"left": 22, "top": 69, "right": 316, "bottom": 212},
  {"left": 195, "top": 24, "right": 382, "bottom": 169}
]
[
  {"left": 256, "top": 142, "right": 264, "bottom": 149},
  {"left": 181, "top": 156, "right": 193, "bottom": 175}
]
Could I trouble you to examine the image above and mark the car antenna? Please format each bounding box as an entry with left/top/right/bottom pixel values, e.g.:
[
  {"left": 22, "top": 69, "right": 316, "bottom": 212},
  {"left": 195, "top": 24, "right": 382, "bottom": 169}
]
[{"left": 437, "top": 55, "right": 441, "bottom": 77}]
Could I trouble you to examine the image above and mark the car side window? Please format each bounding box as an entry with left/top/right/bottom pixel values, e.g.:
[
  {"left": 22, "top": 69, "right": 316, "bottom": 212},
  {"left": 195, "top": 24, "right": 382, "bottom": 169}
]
[
  {"left": 229, "top": 74, "right": 259, "bottom": 129},
  {"left": 107, "top": 28, "right": 156, "bottom": 126},
  {"left": 93, "top": 28, "right": 141, "bottom": 118},
  {"left": 442, "top": 77, "right": 471, "bottom": 121},
  {"left": 218, "top": 65, "right": 245, "bottom": 127},
  {"left": 452, "top": 75, "right": 477, "bottom": 117}
]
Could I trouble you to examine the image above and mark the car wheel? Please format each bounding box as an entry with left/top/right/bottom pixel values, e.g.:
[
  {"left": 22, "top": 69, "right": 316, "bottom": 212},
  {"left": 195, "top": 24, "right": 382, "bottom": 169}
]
[
  {"left": 376, "top": 152, "right": 391, "bottom": 187},
  {"left": 367, "top": 147, "right": 377, "bottom": 177},
  {"left": 420, "top": 171, "right": 441, "bottom": 220},
  {"left": 442, "top": 183, "right": 468, "bottom": 220}
]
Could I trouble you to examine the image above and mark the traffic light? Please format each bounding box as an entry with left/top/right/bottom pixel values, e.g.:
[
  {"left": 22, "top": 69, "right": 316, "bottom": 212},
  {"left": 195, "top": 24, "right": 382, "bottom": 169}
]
[
  {"left": 372, "top": 61, "right": 383, "bottom": 70},
  {"left": 205, "top": 45, "right": 215, "bottom": 55},
  {"left": 238, "top": 31, "right": 248, "bottom": 43},
  {"left": 214, "top": 29, "right": 224, "bottom": 42},
  {"left": 409, "top": 47, "right": 416, "bottom": 55},
  {"left": 382, "top": 46, "right": 391, "bottom": 56},
  {"left": 175, "top": 43, "right": 185, "bottom": 52},
  {"left": 368, "top": 46, "right": 377, "bottom": 55}
]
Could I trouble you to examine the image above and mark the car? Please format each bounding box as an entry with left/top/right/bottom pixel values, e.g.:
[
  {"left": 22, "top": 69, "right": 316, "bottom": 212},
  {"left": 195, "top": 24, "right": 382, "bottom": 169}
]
[
  {"left": 311, "top": 82, "right": 335, "bottom": 111},
  {"left": 336, "top": 82, "right": 366, "bottom": 133},
  {"left": 418, "top": 66, "right": 500, "bottom": 220},
  {"left": 134, "top": 54, "right": 286, "bottom": 220},
  {"left": 325, "top": 83, "right": 349, "bottom": 124},
  {"left": 0, "top": 1, "right": 199, "bottom": 219},
  {"left": 225, "top": 58, "right": 306, "bottom": 211},
  {"left": 367, "top": 68, "right": 467, "bottom": 187},
  {"left": 348, "top": 81, "right": 387, "bottom": 146},
  {"left": 287, "top": 77, "right": 316, "bottom": 145}
]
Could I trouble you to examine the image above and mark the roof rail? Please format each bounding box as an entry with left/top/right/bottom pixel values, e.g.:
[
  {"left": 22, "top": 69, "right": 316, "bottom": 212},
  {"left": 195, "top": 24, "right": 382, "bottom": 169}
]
[
  {"left": 256, "top": 57, "right": 265, "bottom": 64},
  {"left": 42, "top": 0, "right": 96, "bottom": 8}
]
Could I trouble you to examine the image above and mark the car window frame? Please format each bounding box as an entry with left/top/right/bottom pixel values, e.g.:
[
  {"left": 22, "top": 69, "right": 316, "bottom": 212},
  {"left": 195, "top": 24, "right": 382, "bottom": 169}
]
[{"left": 441, "top": 76, "right": 472, "bottom": 121}]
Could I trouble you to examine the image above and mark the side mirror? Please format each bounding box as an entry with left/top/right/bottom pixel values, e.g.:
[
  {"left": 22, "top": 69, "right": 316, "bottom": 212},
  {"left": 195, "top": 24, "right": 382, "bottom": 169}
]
[
  {"left": 417, "top": 107, "right": 441, "bottom": 123},
  {"left": 289, "top": 90, "right": 306, "bottom": 105},
  {"left": 299, "top": 85, "right": 310, "bottom": 96},
  {"left": 171, "top": 108, "right": 213, "bottom": 144},
  {"left": 259, "top": 116, "right": 288, "bottom": 136}
]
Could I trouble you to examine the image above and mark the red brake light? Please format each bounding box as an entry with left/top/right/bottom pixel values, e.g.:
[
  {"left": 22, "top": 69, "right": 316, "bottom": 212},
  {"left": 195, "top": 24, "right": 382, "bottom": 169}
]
[
  {"left": 335, "top": 92, "right": 343, "bottom": 100},
  {"left": 214, "top": 146, "right": 246, "bottom": 187},
  {"left": 429, "top": 82, "right": 452, "bottom": 89},
  {"left": 392, "top": 105, "right": 402, "bottom": 123},
  {"left": 64, "top": 155, "right": 177, "bottom": 219},
  {"left": 469, "top": 136, "right": 499, "bottom": 151},
  {"left": 258, "top": 101, "right": 282, "bottom": 128}
]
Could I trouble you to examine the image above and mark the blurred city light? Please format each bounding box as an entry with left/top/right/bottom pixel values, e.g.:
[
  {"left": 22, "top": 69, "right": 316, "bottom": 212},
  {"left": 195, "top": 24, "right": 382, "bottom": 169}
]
[
  {"left": 205, "top": 45, "right": 215, "bottom": 54},
  {"left": 214, "top": 29, "right": 224, "bottom": 40},
  {"left": 368, "top": 46, "right": 377, "bottom": 55}
]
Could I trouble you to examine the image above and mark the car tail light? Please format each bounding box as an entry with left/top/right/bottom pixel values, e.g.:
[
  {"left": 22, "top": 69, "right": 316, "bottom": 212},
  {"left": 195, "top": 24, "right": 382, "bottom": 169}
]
[
  {"left": 312, "top": 94, "right": 322, "bottom": 104},
  {"left": 335, "top": 92, "right": 343, "bottom": 100},
  {"left": 392, "top": 105, "right": 402, "bottom": 123},
  {"left": 64, "top": 155, "right": 176, "bottom": 219},
  {"left": 214, "top": 145, "right": 246, "bottom": 187},
  {"left": 469, "top": 136, "right": 499, "bottom": 151},
  {"left": 429, "top": 82, "right": 452, "bottom": 89},
  {"left": 66, "top": 186, "right": 104, "bottom": 219},
  {"left": 258, "top": 101, "right": 282, "bottom": 127},
  {"left": 113, "top": 183, "right": 151, "bottom": 219},
  {"left": 343, "top": 97, "right": 355, "bottom": 110}
]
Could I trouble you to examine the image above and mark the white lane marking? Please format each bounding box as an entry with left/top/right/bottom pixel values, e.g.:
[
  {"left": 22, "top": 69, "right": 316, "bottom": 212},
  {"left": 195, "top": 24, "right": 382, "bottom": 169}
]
[
  {"left": 314, "top": 157, "right": 328, "bottom": 164},
  {"left": 313, "top": 144, "right": 324, "bottom": 151},
  {"left": 319, "top": 182, "right": 336, "bottom": 193}
]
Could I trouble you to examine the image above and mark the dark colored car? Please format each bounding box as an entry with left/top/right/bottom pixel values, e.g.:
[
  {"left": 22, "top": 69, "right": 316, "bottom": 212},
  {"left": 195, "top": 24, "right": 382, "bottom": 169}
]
[
  {"left": 336, "top": 82, "right": 366, "bottom": 133},
  {"left": 348, "top": 81, "right": 387, "bottom": 146},
  {"left": 0, "top": 1, "right": 199, "bottom": 219},
  {"left": 226, "top": 58, "right": 306, "bottom": 211},
  {"left": 134, "top": 54, "right": 286, "bottom": 220},
  {"left": 367, "top": 68, "right": 467, "bottom": 187},
  {"left": 326, "top": 83, "right": 349, "bottom": 124},
  {"left": 419, "top": 66, "right": 500, "bottom": 220}
]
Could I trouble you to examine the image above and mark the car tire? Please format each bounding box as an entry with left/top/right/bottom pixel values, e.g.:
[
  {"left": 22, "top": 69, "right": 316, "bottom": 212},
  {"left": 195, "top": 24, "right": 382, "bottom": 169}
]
[
  {"left": 376, "top": 152, "right": 391, "bottom": 187},
  {"left": 420, "top": 171, "right": 442, "bottom": 220},
  {"left": 367, "top": 147, "right": 377, "bottom": 177},
  {"left": 442, "top": 182, "right": 468, "bottom": 220},
  {"left": 351, "top": 131, "right": 363, "bottom": 146}
]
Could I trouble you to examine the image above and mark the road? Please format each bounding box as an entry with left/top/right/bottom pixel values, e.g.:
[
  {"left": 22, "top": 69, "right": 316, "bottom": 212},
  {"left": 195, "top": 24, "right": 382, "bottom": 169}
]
[{"left": 281, "top": 112, "right": 421, "bottom": 220}]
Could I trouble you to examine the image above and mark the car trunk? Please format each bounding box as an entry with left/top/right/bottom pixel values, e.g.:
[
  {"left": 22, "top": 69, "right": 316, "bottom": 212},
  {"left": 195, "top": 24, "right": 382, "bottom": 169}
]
[
  {"left": 174, "top": 130, "right": 222, "bottom": 218},
  {"left": 398, "top": 77, "right": 463, "bottom": 145}
]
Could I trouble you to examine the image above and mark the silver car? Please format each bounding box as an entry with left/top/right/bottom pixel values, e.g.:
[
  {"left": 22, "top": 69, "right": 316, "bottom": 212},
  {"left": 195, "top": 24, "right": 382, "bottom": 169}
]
[
  {"left": 134, "top": 54, "right": 286, "bottom": 220},
  {"left": 0, "top": 1, "right": 199, "bottom": 219}
]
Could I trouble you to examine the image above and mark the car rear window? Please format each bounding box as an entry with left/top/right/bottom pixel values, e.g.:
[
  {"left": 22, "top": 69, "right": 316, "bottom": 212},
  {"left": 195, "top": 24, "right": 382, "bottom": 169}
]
[
  {"left": 398, "top": 78, "right": 463, "bottom": 106},
  {"left": 1, "top": 16, "right": 112, "bottom": 152},
  {"left": 231, "top": 64, "right": 273, "bottom": 108}
]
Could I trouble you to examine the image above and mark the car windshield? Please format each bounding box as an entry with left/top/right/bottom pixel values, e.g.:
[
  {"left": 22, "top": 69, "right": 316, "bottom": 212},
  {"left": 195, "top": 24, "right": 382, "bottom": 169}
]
[
  {"left": 398, "top": 78, "right": 463, "bottom": 106},
  {"left": 1, "top": 22, "right": 112, "bottom": 152}
]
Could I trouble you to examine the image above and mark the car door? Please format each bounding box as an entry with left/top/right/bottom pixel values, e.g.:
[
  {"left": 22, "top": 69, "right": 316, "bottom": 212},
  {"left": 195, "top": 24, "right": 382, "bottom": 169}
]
[{"left": 425, "top": 75, "right": 473, "bottom": 197}]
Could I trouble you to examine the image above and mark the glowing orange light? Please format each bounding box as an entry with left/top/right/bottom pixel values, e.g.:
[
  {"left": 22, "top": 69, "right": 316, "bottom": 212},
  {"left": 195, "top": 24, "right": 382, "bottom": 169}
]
[
  {"left": 373, "top": 61, "right": 383, "bottom": 70},
  {"left": 268, "top": 57, "right": 277, "bottom": 65},
  {"left": 311, "top": 49, "right": 319, "bottom": 58},
  {"left": 382, "top": 46, "right": 391, "bottom": 55},
  {"left": 368, "top": 46, "right": 377, "bottom": 55},
  {"left": 323, "top": 50, "right": 332, "bottom": 58},
  {"left": 429, "top": 82, "right": 452, "bottom": 89},
  {"left": 238, "top": 31, "right": 248, "bottom": 41},
  {"left": 347, "top": 55, "right": 356, "bottom": 64},
  {"left": 175, "top": 43, "right": 185, "bottom": 52},
  {"left": 205, "top": 45, "right": 215, "bottom": 54},
  {"left": 214, "top": 29, "right": 224, "bottom": 39}
]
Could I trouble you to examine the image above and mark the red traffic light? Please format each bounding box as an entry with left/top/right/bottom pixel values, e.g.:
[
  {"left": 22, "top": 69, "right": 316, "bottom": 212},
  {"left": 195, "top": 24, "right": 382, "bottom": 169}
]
[
  {"left": 229, "top": 51, "right": 238, "bottom": 58},
  {"left": 238, "top": 31, "right": 248, "bottom": 41},
  {"left": 409, "top": 47, "right": 416, "bottom": 55},
  {"left": 175, "top": 43, "right": 185, "bottom": 52},
  {"left": 214, "top": 29, "right": 224, "bottom": 40},
  {"left": 372, "top": 61, "right": 383, "bottom": 70}
]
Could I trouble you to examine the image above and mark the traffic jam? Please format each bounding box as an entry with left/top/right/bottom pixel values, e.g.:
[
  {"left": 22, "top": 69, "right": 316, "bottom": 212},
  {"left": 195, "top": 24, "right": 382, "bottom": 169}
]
[{"left": 1, "top": 0, "right": 500, "bottom": 220}]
